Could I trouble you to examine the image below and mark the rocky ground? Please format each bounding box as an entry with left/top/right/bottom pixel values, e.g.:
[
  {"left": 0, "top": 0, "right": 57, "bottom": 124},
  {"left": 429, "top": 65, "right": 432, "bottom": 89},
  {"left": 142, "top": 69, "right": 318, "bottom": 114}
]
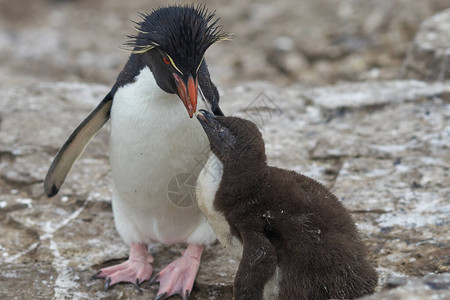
[
  {"left": 1, "top": 0, "right": 449, "bottom": 88},
  {"left": 1, "top": 0, "right": 449, "bottom": 299}
]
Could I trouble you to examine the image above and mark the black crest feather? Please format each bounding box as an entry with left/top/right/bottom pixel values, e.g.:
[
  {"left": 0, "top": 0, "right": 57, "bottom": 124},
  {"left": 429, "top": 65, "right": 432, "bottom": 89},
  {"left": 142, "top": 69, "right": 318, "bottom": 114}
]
[{"left": 125, "top": 4, "right": 231, "bottom": 72}]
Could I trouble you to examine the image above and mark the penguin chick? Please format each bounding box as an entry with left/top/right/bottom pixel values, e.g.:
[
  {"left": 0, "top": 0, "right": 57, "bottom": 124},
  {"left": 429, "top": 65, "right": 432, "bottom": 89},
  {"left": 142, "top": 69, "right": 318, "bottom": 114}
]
[{"left": 196, "top": 110, "right": 378, "bottom": 300}]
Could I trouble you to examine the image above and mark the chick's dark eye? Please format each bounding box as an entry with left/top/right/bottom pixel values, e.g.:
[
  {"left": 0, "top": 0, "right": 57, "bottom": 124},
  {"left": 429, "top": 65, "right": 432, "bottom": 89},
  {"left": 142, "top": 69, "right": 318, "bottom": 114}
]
[
  {"left": 163, "top": 57, "right": 170, "bottom": 65},
  {"left": 218, "top": 129, "right": 228, "bottom": 140}
]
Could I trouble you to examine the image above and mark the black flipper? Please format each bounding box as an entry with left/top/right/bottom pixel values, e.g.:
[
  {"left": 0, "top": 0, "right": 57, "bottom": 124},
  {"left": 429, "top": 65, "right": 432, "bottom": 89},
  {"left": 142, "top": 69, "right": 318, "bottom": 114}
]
[
  {"left": 44, "top": 92, "right": 113, "bottom": 197},
  {"left": 198, "top": 60, "right": 224, "bottom": 116},
  {"left": 234, "top": 231, "right": 277, "bottom": 300}
]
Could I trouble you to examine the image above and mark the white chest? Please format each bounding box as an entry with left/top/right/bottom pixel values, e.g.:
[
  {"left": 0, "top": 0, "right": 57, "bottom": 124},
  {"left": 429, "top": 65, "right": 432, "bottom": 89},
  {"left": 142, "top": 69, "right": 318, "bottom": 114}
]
[
  {"left": 108, "top": 66, "right": 212, "bottom": 244},
  {"left": 109, "top": 67, "right": 208, "bottom": 196},
  {"left": 197, "top": 154, "right": 243, "bottom": 259}
]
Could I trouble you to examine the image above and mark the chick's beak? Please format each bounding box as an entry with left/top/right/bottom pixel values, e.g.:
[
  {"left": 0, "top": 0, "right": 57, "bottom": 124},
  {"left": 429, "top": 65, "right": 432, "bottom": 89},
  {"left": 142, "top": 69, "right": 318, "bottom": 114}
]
[{"left": 173, "top": 73, "right": 198, "bottom": 118}]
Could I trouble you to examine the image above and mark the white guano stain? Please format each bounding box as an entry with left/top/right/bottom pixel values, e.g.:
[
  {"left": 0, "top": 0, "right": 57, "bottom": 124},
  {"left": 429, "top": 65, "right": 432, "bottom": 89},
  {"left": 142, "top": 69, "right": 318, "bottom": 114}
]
[{"left": 38, "top": 200, "right": 89, "bottom": 299}]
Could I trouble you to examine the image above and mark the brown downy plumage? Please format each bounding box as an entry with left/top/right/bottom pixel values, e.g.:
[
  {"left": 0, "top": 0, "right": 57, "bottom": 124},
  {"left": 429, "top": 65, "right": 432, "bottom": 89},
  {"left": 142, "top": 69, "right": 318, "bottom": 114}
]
[{"left": 196, "top": 110, "right": 378, "bottom": 300}]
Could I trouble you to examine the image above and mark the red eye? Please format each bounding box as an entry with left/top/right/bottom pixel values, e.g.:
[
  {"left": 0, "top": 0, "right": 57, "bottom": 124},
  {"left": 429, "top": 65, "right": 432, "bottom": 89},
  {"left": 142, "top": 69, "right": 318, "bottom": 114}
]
[{"left": 163, "top": 57, "right": 170, "bottom": 65}]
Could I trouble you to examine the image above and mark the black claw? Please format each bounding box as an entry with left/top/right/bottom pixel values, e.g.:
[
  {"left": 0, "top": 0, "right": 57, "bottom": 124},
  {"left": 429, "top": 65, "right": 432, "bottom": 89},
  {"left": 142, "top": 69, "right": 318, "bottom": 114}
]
[
  {"left": 134, "top": 279, "right": 142, "bottom": 293},
  {"left": 149, "top": 275, "right": 159, "bottom": 285},
  {"left": 154, "top": 292, "right": 168, "bottom": 300},
  {"left": 104, "top": 277, "right": 112, "bottom": 292},
  {"left": 183, "top": 289, "right": 190, "bottom": 300},
  {"left": 90, "top": 270, "right": 102, "bottom": 281}
]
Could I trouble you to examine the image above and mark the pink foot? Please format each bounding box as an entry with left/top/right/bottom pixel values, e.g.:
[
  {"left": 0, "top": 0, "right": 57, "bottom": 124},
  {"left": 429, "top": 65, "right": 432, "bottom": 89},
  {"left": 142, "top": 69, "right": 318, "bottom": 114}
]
[
  {"left": 154, "top": 244, "right": 203, "bottom": 300},
  {"left": 94, "top": 243, "right": 154, "bottom": 291}
]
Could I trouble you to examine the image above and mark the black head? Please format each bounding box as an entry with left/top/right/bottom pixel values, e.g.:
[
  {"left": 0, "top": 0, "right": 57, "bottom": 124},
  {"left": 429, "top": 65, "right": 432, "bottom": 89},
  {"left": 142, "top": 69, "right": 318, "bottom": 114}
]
[
  {"left": 125, "top": 5, "right": 230, "bottom": 118},
  {"left": 197, "top": 110, "right": 266, "bottom": 165}
]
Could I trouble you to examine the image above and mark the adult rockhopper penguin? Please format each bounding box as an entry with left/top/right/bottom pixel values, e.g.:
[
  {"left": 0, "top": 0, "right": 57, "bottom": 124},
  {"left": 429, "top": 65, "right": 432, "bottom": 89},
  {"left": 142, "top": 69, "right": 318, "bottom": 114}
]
[
  {"left": 44, "top": 5, "right": 230, "bottom": 299},
  {"left": 196, "top": 111, "right": 378, "bottom": 300}
]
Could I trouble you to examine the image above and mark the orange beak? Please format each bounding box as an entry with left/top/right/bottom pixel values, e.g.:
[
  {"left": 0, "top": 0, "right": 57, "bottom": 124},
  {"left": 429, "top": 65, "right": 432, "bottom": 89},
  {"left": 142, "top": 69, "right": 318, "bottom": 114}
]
[{"left": 173, "top": 73, "right": 198, "bottom": 118}]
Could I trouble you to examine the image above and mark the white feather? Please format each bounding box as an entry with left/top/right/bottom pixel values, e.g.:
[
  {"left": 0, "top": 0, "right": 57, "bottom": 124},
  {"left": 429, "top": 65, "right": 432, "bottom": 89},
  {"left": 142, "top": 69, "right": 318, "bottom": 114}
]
[
  {"left": 264, "top": 266, "right": 281, "bottom": 299},
  {"left": 109, "top": 66, "right": 215, "bottom": 246},
  {"left": 197, "top": 154, "right": 243, "bottom": 259}
]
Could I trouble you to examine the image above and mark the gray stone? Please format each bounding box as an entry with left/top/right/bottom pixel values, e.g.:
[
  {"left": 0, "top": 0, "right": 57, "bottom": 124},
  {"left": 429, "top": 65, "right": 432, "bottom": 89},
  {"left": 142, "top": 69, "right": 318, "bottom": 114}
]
[
  {"left": 1, "top": 79, "right": 449, "bottom": 298},
  {"left": 0, "top": 263, "right": 56, "bottom": 300},
  {"left": 1, "top": 0, "right": 448, "bottom": 88},
  {"left": 220, "top": 80, "right": 450, "bottom": 296},
  {"left": 403, "top": 8, "right": 450, "bottom": 80},
  {"left": 304, "top": 80, "right": 450, "bottom": 110},
  {"left": 0, "top": 81, "right": 239, "bottom": 299},
  {"left": 360, "top": 273, "right": 450, "bottom": 300}
]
